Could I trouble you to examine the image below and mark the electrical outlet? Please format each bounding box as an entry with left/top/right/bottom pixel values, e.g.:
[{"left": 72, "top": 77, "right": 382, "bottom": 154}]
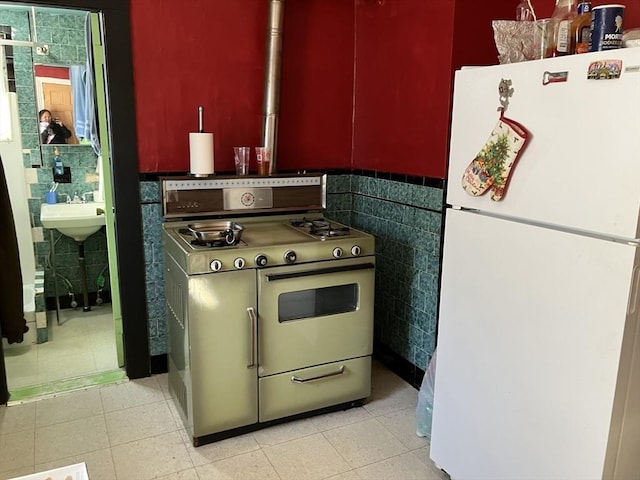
[{"left": 52, "top": 166, "right": 71, "bottom": 183}]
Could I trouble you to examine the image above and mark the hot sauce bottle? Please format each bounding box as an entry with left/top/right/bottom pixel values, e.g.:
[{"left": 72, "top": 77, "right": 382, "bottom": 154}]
[{"left": 571, "top": 1, "right": 592, "bottom": 54}]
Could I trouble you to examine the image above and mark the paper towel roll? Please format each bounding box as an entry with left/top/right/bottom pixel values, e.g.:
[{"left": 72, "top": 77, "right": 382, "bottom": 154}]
[{"left": 189, "top": 132, "right": 215, "bottom": 175}]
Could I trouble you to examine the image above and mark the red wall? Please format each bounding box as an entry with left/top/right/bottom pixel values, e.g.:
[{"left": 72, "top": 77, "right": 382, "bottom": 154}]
[
  {"left": 130, "top": 0, "right": 640, "bottom": 177},
  {"left": 130, "top": 0, "right": 354, "bottom": 173},
  {"left": 352, "top": 1, "right": 454, "bottom": 178}
]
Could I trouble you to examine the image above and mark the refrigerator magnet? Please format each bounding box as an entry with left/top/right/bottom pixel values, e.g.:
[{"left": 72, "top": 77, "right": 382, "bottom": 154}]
[{"left": 587, "top": 59, "right": 622, "bottom": 80}]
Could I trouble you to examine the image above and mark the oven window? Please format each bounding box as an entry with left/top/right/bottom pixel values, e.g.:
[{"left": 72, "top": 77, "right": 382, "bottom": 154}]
[{"left": 278, "top": 284, "right": 358, "bottom": 322}]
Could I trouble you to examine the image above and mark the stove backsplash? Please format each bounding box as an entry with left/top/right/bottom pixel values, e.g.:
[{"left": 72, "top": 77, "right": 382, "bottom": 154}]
[{"left": 140, "top": 171, "right": 444, "bottom": 387}]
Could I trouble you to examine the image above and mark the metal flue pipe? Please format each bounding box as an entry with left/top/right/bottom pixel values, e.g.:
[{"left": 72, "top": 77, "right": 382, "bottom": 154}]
[{"left": 262, "top": 0, "right": 285, "bottom": 174}]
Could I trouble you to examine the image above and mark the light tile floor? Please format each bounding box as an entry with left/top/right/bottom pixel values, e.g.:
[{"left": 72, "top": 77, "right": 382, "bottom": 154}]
[
  {"left": 0, "top": 361, "right": 448, "bottom": 480},
  {"left": 3, "top": 306, "right": 118, "bottom": 389}
]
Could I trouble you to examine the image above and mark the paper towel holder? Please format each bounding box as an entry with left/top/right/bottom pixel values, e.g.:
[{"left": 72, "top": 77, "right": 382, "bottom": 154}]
[{"left": 188, "top": 105, "right": 216, "bottom": 177}]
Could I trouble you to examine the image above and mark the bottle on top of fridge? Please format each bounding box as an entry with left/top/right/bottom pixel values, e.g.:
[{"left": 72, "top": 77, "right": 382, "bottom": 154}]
[
  {"left": 570, "top": 1, "right": 592, "bottom": 54},
  {"left": 551, "top": 0, "right": 577, "bottom": 56}
]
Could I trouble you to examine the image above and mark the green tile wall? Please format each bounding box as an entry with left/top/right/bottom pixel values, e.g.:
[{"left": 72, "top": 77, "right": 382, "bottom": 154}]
[
  {"left": 140, "top": 182, "right": 166, "bottom": 356},
  {"left": 327, "top": 174, "right": 443, "bottom": 372}
]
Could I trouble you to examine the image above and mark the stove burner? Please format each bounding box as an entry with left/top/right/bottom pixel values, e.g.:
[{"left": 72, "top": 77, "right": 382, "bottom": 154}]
[
  {"left": 289, "top": 217, "right": 328, "bottom": 228},
  {"left": 290, "top": 217, "right": 351, "bottom": 238},
  {"left": 313, "top": 226, "right": 351, "bottom": 238}
]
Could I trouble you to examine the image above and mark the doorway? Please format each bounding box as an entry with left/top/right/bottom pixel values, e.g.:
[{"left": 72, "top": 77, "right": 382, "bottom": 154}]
[{"left": 0, "top": 0, "right": 149, "bottom": 403}]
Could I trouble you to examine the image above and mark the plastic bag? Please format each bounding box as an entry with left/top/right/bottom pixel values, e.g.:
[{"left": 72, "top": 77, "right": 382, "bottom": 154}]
[
  {"left": 492, "top": 20, "right": 552, "bottom": 64},
  {"left": 416, "top": 349, "right": 437, "bottom": 439}
]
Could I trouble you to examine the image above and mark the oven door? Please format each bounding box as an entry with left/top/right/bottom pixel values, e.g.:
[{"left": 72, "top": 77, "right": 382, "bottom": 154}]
[{"left": 257, "top": 257, "right": 375, "bottom": 377}]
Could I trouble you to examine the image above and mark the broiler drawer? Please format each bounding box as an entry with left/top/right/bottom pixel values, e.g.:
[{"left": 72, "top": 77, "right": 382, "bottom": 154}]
[{"left": 259, "top": 356, "right": 371, "bottom": 422}]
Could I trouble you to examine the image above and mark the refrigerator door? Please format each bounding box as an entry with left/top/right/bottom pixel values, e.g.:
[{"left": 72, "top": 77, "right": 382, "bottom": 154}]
[
  {"left": 447, "top": 49, "right": 640, "bottom": 240},
  {"left": 431, "top": 209, "right": 638, "bottom": 479}
]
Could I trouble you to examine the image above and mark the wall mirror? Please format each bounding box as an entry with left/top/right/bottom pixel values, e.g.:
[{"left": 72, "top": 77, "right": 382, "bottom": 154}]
[
  {"left": 1, "top": 5, "right": 98, "bottom": 160},
  {"left": 35, "top": 64, "right": 79, "bottom": 145}
]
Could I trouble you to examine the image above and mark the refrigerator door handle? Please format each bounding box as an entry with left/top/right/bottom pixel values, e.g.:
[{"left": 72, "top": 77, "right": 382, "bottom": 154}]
[{"left": 627, "top": 266, "right": 640, "bottom": 315}]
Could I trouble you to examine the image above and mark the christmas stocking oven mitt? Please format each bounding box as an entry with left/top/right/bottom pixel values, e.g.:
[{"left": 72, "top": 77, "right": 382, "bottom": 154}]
[{"left": 461, "top": 113, "right": 530, "bottom": 201}]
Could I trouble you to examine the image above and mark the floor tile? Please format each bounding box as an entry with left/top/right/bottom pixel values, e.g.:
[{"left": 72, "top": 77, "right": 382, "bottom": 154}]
[
  {"left": 411, "top": 446, "right": 450, "bottom": 478},
  {"left": 376, "top": 407, "right": 429, "bottom": 450},
  {"left": 252, "top": 417, "right": 319, "bottom": 447},
  {"left": 362, "top": 380, "right": 418, "bottom": 418},
  {"left": 156, "top": 468, "right": 200, "bottom": 480},
  {"left": 36, "top": 351, "right": 98, "bottom": 384},
  {"left": 195, "top": 448, "right": 280, "bottom": 480},
  {"left": 37, "top": 334, "right": 95, "bottom": 361},
  {"left": 309, "top": 406, "right": 372, "bottom": 432},
  {"left": 33, "top": 448, "right": 116, "bottom": 480},
  {"left": 0, "top": 465, "right": 35, "bottom": 480},
  {"left": 0, "top": 429, "right": 35, "bottom": 473},
  {"left": 263, "top": 432, "right": 350, "bottom": 480},
  {"left": 1, "top": 359, "right": 431, "bottom": 480},
  {"left": 35, "top": 388, "right": 103, "bottom": 427},
  {"left": 5, "top": 306, "right": 117, "bottom": 395},
  {"left": 186, "top": 431, "right": 260, "bottom": 467},
  {"left": 111, "top": 431, "right": 193, "bottom": 480},
  {"left": 356, "top": 451, "right": 439, "bottom": 480},
  {"left": 0, "top": 401, "right": 36, "bottom": 435},
  {"left": 325, "top": 471, "right": 362, "bottom": 480},
  {"left": 99, "top": 376, "right": 165, "bottom": 412},
  {"left": 105, "top": 399, "right": 177, "bottom": 446},
  {"left": 323, "top": 418, "right": 407, "bottom": 468},
  {"left": 34, "top": 414, "right": 109, "bottom": 464},
  {"left": 155, "top": 372, "right": 174, "bottom": 400},
  {"left": 5, "top": 350, "right": 39, "bottom": 389}
]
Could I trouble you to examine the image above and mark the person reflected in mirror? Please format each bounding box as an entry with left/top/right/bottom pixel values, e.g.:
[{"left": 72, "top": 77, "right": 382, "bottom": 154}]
[{"left": 39, "top": 109, "right": 72, "bottom": 144}]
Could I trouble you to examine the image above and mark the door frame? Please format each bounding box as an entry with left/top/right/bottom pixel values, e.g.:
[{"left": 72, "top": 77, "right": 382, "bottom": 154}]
[{"left": 0, "top": 0, "right": 149, "bottom": 404}]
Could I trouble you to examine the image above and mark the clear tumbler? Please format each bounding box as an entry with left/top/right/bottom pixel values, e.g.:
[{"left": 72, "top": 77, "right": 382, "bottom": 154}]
[{"left": 233, "top": 147, "right": 250, "bottom": 176}]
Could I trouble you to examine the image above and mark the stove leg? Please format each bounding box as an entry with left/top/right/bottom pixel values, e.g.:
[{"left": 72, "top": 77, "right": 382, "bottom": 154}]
[{"left": 76, "top": 240, "right": 91, "bottom": 312}]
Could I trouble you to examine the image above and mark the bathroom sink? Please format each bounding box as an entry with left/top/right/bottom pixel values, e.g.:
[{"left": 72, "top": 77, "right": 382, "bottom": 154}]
[{"left": 40, "top": 202, "right": 106, "bottom": 241}]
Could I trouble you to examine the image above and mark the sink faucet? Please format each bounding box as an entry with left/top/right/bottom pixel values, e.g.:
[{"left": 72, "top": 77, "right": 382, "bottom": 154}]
[
  {"left": 69, "top": 192, "right": 83, "bottom": 204},
  {"left": 81, "top": 192, "right": 94, "bottom": 203}
]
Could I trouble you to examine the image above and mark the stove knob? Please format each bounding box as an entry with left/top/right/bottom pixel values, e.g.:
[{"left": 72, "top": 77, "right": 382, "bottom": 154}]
[
  {"left": 255, "top": 254, "right": 268, "bottom": 267},
  {"left": 233, "top": 257, "right": 246, "bottom": 270},
  {"left": 284, "top": 250, "right": 297, "bottom": 264},
  {"left": 351, "top": 245, "right": 361, "bottom": 257},
  {"left": 332, "top": 247, "right": 343, "bottom": 258},
  {"left": 210, "top": 259, "right": 222, "bottom": 272}
]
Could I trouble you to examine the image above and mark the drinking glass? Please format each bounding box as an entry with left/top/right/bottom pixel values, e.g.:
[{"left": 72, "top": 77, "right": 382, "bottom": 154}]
[{"left": 233, "top": 147, "right": 250, "bottom": 176}]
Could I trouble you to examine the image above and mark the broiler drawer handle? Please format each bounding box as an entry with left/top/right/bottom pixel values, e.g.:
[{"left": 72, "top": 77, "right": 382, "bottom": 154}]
[{"left": 291, "top": 365, "right": 345, "bottom": 383}]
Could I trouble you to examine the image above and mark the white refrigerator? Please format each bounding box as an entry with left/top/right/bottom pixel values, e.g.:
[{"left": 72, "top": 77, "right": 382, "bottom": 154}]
[{"left": 430, "top": 49, "right": 640, "bottom": 480}]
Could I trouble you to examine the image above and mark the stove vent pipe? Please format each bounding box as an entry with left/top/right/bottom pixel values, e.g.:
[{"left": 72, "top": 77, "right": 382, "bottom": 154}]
[{"left": 262, "top": 0, "right": 285, "bottom": 174}]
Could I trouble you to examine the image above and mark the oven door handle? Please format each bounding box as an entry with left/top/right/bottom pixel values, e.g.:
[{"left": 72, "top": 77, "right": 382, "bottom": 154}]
[
  {"left": 291, "top": 365, "right": 345, "bottom": 383},
  {"left": 247, "top": 307, "right": 257, "bottom": 369},
  {"left": 265, "top": 262, "right": 374, "bottom": 281}
]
